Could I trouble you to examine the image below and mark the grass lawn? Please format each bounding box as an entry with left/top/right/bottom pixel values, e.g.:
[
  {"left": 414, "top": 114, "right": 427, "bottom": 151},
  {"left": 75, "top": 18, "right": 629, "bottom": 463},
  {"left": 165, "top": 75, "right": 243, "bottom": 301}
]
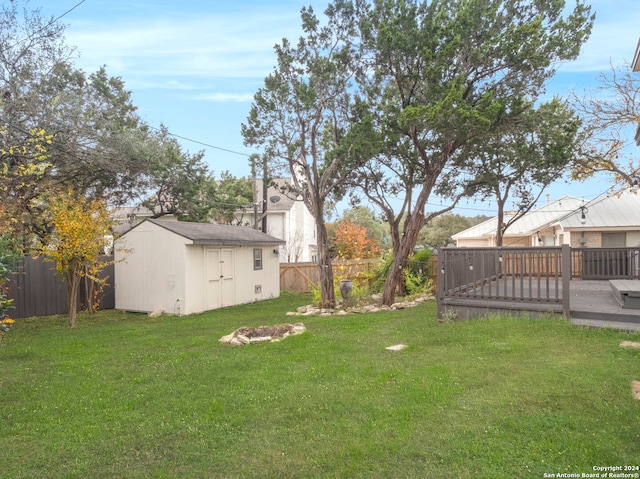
[{"left": 2, "top": 292, "right": 640, "bottom": 478}]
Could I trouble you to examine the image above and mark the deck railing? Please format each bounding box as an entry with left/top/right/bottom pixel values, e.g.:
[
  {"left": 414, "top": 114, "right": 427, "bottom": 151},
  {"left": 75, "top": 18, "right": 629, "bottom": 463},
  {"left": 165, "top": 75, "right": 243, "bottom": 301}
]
[
  {"left": 437, "top": 246, "right": 640, "bottom": 319},
  {"left": 571, "top": 247, "right": 640, "bottom": 280},
  {"left": 437, "top": 246, "right": 569, "bottom": 318}
]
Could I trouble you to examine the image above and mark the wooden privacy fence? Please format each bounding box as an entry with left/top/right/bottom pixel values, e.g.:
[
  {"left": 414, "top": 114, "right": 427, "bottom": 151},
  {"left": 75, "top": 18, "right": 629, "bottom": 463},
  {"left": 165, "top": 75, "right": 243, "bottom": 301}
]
[
  {"left": 280, "top": 259, "right": 377, "bottom": 293},
  {"left": 9, "top": 256, "right": 439, "bottom": 317},
  {"left": 7, "top": 256, "right": 115, "bottom": 319},
  {"left": 280, "top": 257, "right": 439, "bottom": 293},
  {"left": 437, "top": 246, "right": 640, "bottom": 319}
]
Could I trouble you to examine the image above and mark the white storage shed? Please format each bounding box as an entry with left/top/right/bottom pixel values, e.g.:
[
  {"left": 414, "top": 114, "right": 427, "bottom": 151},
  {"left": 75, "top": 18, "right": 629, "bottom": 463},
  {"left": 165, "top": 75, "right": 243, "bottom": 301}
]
[{"left": 114, "top": 218, "right": 285, "bottom": 315}]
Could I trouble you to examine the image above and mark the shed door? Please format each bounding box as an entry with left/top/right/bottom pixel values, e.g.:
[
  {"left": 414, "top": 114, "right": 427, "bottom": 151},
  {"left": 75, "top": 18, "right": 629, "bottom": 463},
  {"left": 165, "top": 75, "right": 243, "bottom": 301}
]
[
  {"left": 205, "top": 248, "right": 235, "bottom": 310},
  {"left": 220, "top": 249, "right": 235, "bottom": 307}
]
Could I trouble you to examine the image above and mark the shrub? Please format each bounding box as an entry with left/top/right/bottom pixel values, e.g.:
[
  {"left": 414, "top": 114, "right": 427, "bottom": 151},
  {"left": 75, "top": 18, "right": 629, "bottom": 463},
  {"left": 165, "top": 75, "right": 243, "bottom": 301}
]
[{"left": 370, "top": 249, "right": 433, "bottom": 297}]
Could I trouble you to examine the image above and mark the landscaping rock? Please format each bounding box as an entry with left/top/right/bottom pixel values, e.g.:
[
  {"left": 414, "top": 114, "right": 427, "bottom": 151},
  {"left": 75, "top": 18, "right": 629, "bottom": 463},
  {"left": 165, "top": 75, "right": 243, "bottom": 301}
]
[
  {"left": 386, "top": 344, "right": 408, "bottom": 352},
  {"left": 219, "top": 323, "right": 306, "bottom": 346},
  {"left": 287, "top": 293, "right": 433, "bottom": 318},
  {"left": 218, "top": 333, "right": 235, "bottom": 344},
  {"left": 249, "top": 336, "right": 272, "bottom": 344}
]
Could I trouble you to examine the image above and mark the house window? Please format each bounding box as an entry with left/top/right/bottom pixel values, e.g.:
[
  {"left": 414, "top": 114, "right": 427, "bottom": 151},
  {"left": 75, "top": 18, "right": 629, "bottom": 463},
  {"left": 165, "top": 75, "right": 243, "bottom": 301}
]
[
  {"left": 253, "top": 248, "right": 263, "bottom": 270},
  {"left": 602, "top": 233, "right": 625, "bottom": 248}
]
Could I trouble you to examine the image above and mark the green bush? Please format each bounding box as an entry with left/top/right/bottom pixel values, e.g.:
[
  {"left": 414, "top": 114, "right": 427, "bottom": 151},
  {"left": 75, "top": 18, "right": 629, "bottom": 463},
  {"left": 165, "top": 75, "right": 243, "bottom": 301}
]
[
  {"left": 370, "top": 249, "right": 433, "bottom": 296},
  {"left": 0, "top": 237, "right": 18, "bottom": 320}
]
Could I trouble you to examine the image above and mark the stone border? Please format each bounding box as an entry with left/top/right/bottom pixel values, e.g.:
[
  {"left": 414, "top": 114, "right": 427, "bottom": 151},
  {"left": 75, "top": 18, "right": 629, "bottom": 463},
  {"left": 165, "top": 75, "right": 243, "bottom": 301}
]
[
  {"left": 287, "top": 294, "right": 434, "bottom": 317},
  {"left": 219, "top": 323, "right": 306, "bottom": 346}
]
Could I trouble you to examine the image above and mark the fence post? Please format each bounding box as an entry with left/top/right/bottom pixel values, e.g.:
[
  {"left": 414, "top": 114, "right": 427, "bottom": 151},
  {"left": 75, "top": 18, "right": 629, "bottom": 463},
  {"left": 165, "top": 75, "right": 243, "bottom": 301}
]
[
  {"left": 436, "top": 252, "right": 445, "bottom": 320},
  {"left": 561, "top": 245, "right": 571, "bottom": 317}
]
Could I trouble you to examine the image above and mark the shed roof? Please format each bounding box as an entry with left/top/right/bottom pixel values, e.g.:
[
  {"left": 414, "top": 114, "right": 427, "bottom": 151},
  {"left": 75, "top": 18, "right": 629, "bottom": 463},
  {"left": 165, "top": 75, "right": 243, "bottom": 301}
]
[
  {"left": 557, "top": 189, "right": 640, "bottom": 229},
  {"left": 133, "top": 219, "right": 286, "bottom": 246}
]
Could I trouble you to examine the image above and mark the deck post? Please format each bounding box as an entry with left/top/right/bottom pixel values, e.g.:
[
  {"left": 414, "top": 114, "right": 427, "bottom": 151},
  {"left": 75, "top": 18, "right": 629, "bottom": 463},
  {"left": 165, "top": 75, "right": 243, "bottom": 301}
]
[{"left": 561, "top": 244, "right": 571, "bottom": 316}]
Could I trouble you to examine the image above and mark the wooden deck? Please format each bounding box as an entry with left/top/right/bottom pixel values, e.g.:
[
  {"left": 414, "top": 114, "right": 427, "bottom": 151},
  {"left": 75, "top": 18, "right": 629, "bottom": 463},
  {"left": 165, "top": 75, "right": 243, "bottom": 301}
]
[
  {"left": 437, "top": 246, "right": 640, "bottom": 331},
  {"left": 570, "top": 280, "right": 640, "bottom": 331},
  {"left": 441, "top": 279, "right": 640, "bottom": 331},
  {"left": 609, "top": 279, "right": 640, "bottom": 309}
]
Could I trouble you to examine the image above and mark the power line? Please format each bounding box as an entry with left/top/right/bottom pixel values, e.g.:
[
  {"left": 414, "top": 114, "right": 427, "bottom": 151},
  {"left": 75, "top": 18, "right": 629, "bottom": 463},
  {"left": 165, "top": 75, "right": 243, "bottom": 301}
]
[
  {"left": 6, "top": 0, "right": 87, "bottom": 51},
  {"left": 47, "top": 0, "right": 87, "bottom": 26},
  {"left": 146, "top": 124, "right": 252, "bottom": 158}
]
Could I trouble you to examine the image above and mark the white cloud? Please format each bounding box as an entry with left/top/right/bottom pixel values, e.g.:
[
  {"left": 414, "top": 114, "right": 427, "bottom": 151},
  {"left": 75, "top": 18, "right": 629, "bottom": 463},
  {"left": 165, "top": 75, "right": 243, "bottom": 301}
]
[
  {"left": 194, "top": 92, "right": 256, "bottom": 103},
  {"left": 559, "top": 0, "right": 640, "bottom": 73},
  {"left": 64, "top": 9, "right": 301, "bottom": 82}
]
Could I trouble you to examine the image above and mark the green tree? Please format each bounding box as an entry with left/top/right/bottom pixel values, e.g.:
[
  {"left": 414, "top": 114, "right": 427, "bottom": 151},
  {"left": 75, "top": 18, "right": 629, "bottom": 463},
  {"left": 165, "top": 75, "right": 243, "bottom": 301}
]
[
  {"left": 347, "top": 0, "right": 593, "bottom": 304},
  {"left": 0, "top": 235, "right": 19, "bottom": 336},
  {"left": 140, "top": 126, "right": 217, "bottom": 222},
  {"left": 0, "top": 2, "right": 152, "bottom": 248},
  {"left": 213, "top": 171, "right": 254, "bottom": 225},
  {"left": 420, "top": 214, "right": 474, "bottom": 248},
  {"left": 0, "top": 127, "right": 53, "bottom": 251},
  {"left": 43, "top": 65, "right": 150, "bottom": 205},
  {"left": 465, "top": 98, "right": 582, "bottom": 246},
  {"left": 242, "top": 4, "right": 367, "bottom": 308}
]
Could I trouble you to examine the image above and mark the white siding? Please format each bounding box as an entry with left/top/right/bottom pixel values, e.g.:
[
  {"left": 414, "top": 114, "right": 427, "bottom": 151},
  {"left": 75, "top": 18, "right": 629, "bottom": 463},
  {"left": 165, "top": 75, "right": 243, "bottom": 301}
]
[
  {"left": 232, "top": 246, "right": 281, "bottom": 304},
  {"left": 290, "top": 200, "right": 317, "bottom": 262},
  {"left": 184, "top": 245, "right": 205, "bottom": 315},
  {"left": 115, "top": 221, "right": 188, "bottom": 314},
  {"left": 115, "top": 221, "right": 282, "bottom": 315}
]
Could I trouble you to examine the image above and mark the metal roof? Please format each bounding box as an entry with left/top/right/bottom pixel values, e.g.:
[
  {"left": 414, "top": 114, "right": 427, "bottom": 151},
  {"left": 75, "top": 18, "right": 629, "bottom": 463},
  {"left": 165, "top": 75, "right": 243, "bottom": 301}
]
[
  {"left": 557, "top": 189, "right": 640, "bottom": 229},
  {"left": 452, "top": 196, "right": 585, "bottom": 240},
  {"left": 633, "top": 37, "right": 640, "bottom": 72},
  {"left": 135, "top": 219, "right": 286, "bottom": 246}
]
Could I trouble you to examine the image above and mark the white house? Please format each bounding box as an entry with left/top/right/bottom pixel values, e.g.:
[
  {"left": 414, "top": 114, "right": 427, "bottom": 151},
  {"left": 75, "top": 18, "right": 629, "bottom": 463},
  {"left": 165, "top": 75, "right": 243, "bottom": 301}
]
[
  {"left": 452, "top": 196, "right": 585, "bottom": 247},
  {"left": 238, "top": 178, "right": 318, "bottom": 263},
  {"left": 554, "top": 189, "right": 640, "bottom": 248},
  {"left": 452, "top": 189, "right": 640, "bottom": 248},
  {"left": 114, "top": 218, "right": 285, "bottom": 315}
]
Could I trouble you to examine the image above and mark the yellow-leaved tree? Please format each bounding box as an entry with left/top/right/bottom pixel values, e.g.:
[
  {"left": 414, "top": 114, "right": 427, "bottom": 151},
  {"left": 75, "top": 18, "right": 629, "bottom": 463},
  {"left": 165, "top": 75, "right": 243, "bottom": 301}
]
[
  {"left": 0, "top": 127, "right": 53, "bottom": 252},
  {"left": 40, "top": 189, "right": 113, "bottom": 328}
]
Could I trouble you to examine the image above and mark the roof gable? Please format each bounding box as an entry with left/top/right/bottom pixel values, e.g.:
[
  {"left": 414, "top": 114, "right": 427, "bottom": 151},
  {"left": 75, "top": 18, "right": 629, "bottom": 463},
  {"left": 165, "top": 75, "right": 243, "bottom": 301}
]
[{"left": 558, "top": 189, "right": 640, "bottom": 229}]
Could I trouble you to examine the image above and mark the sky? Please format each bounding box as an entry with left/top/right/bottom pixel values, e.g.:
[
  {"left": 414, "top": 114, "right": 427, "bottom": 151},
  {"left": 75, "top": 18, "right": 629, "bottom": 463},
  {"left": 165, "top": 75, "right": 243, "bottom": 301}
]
[{"left": 33, "top": 0, "right": 640, "bottom": 217}]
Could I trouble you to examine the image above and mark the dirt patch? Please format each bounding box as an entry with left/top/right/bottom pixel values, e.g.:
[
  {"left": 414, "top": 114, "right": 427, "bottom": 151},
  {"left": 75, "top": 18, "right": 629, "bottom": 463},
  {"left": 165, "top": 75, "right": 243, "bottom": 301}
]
[
  {"left": 235, "top": 324, "right": 297, "bottom": 339},
  {"left": 620, "top": 341, "right": 640, "bottom": 349}
]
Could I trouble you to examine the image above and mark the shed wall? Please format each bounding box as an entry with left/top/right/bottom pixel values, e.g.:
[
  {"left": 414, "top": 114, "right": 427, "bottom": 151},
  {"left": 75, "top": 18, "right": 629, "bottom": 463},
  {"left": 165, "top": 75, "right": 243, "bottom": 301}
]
[
  {"left": 233, "top": 245, "right": 281, "bottom": 304},
  {"left": 115, "top": 221, "right": 188, "bottom": 313}
]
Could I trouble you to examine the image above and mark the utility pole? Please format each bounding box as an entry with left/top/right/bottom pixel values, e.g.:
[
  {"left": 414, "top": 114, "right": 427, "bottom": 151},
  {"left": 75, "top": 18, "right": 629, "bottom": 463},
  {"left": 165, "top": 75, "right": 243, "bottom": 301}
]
[
  {"left": 250, "top": 154, "right": 259, "bottom": 230},
  {"left": 262, "top": 154, "right": 268, "bottom": 234}
]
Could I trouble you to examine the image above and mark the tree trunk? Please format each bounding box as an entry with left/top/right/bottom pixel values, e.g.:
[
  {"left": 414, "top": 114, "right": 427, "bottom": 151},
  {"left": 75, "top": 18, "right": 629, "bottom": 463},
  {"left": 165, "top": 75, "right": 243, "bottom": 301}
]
[
  {"left": 495, "top": 198, "right": 506, "bottom": 247},
  {"left": 382, "top": 211, "right": 424, "bottom": 306},
  {"left": 65, "top": 259, "right": 81, "bottom": 328},
  {"left": 83, "top": 265, "right": 95, "bottom": 314},
  {"left": 316, "top": 220, "right": 335, "bottom": 309}
]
